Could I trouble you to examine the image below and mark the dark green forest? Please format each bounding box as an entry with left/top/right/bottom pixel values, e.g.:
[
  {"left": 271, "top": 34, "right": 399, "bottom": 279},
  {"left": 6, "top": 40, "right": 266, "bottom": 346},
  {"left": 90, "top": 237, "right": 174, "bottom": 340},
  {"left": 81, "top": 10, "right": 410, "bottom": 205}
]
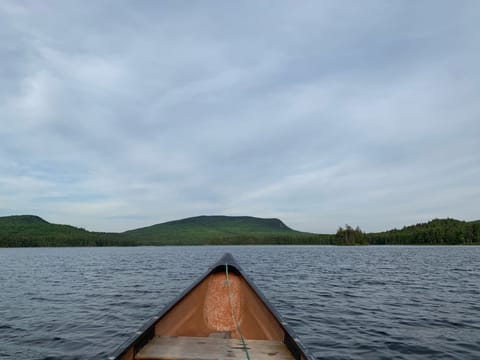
[
  {"left": 0, "top": 215, "right": 479, "bottom": 247},
  {"left": 335, "top": 218, "right": 480, "bottom": 245},
  {"left": 367, "top": 218, "right": 480, "bottom": 245},
  {"left": 0, "top": 215, "right": 129, "bottom": 247},
  {"left": 0, "top": 215, "right": 328, "bottom": 247}
]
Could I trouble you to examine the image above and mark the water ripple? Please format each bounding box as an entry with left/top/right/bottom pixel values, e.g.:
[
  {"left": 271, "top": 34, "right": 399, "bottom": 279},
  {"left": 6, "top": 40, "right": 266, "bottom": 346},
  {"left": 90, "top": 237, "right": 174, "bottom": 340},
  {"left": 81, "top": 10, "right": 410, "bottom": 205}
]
[{"left": 0, "top": 246, "right": 479, "bottom": 359}]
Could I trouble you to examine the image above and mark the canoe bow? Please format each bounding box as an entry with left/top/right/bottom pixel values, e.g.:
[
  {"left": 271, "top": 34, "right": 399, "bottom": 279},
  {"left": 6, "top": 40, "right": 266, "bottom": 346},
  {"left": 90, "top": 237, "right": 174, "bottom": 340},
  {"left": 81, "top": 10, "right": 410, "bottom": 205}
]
[{"left": 110, "top": 253, "right": 312, "bottom": 360}]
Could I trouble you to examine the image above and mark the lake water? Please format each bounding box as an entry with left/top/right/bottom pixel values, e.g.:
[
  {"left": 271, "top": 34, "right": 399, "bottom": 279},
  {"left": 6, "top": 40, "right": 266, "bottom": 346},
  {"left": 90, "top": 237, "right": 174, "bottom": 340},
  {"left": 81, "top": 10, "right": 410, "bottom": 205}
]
[{"left": 0, "top": 246, "right": 479, "bottom": 360}]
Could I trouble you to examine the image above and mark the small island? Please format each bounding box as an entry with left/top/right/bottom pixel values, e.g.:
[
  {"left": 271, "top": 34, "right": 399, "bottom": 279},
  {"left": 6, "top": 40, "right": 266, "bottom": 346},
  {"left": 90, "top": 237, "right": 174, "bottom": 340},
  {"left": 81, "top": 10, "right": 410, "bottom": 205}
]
[{"left": 0, "top": 215, "right": 479, "bottom": 247}]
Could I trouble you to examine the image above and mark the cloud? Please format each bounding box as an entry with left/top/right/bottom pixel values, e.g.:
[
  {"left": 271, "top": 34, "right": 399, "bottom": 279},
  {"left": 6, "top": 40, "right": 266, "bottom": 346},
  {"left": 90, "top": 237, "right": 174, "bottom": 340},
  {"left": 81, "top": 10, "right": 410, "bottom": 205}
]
[{"left": 0, "top": 1, "right": 479, "bottom": 232}]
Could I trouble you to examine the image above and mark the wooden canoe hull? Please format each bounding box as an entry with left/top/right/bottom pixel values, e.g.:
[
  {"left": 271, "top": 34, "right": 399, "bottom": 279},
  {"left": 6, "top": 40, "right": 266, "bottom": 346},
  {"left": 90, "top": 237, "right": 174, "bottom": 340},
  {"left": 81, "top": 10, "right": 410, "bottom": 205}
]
[{"left": 110, "top": 253, "right": 312, "bottom": 360}]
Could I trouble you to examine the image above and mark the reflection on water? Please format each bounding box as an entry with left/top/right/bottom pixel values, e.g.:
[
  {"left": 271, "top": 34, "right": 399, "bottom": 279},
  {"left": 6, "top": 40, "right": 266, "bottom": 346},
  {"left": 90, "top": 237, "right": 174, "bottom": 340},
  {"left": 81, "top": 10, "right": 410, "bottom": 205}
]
[{"left": 1, "top": 246, "right": 479, "bottom": 359}]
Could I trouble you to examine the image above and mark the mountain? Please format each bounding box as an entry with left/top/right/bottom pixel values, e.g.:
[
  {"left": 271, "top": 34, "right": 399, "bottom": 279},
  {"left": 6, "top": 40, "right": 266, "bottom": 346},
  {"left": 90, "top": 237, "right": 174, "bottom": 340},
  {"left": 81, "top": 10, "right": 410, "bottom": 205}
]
[
  {"left": 0, "top": 215, "right": 91, "bottom": 246},
  {"left": 0, "top": 215, "right": 48, "bottom": 225},
  {"left": 0, "top": 215, "right": 324, "bottom": 247},
  {"left": 0, "top": 215, "right": 88, "bottom": 236},
  {"left": 121, "top": 215, "right": 313, "bottom": 245},
  {"left": 1, "top": 215, "right": 478, "bottom": 247},
  {"left": 0, "top": 215, "right": 116, "bottom": 247}
]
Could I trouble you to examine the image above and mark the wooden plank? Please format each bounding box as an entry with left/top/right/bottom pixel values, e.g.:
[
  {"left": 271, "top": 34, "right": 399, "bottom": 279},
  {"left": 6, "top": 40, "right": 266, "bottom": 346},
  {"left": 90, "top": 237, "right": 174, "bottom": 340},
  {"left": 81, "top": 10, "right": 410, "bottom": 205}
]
[
  {"left": 208, "top": 332, "right": 231, "bottom": 339},
  {"left": 135, "top": 336, "right": 294, "bottom": 360}
]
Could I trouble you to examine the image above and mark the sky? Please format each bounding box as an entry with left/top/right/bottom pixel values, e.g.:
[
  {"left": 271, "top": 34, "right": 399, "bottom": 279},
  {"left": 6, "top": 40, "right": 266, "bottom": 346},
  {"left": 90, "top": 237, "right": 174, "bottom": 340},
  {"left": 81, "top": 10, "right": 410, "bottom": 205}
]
[{"left": 1, "top": 1, "right": 479, "bottom": 233}]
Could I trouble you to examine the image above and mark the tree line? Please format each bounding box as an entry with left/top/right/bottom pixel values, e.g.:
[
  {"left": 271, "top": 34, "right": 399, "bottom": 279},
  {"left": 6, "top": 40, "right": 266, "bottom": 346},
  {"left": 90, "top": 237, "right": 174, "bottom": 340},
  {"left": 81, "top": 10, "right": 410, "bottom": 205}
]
[
  {"left": 335, "top": 219, "right": 480, "bottom": 245},
  {"left": 1, "top": 217, "right": 479, "bottom": 247},
  {"left": 367, "top": 218, "right": 480, "bottom": 245}
]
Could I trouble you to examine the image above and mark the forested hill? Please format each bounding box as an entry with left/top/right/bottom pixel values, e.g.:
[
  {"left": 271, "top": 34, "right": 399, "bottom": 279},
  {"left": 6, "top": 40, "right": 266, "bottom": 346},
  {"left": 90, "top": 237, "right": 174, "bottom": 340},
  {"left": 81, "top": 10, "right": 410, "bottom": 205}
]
[
  {"left": 0, "top": 215, "right": 322, "bottom": 247},
  {"left": 121, "top": 215, "right": 310, "bottom": 244},
  {"left": 0, "top": 215, "right": 479, "bottom": 247},
  {"left": 367, "top": 218, "right": 480, "bottom": 245},
  {"left": 0, "top": 215, "right": 117, "bottom": 247}
]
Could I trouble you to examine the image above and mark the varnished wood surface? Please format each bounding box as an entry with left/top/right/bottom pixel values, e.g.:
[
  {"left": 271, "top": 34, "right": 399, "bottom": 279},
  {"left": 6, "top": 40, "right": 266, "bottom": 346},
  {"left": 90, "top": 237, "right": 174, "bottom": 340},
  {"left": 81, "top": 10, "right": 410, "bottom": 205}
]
[
  {"left": 112, "top": 254, "right": 309, "bottom": 360},
  {"left": 154, "top": 271, "right": 284, "bottom": 341},
  {"left": 135, "top": 336, "right": 295, "bottom": 360}
]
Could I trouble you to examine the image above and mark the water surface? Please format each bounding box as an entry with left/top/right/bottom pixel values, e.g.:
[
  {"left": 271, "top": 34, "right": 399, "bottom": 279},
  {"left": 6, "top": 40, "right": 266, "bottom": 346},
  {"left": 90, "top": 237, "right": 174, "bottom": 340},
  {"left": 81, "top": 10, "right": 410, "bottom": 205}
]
[{"left": 1, "top": 246, "right": 479, "bottom": 359}]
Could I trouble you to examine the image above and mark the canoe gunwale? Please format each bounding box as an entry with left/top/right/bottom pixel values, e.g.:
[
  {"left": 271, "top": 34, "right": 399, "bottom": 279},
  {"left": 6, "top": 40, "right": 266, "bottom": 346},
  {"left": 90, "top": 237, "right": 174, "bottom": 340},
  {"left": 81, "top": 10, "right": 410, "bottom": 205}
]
[
  {"left": 110, "top": 253, "right": 313, "bottom": 360},
  {"left": 110, "top": 257, "right": 217, "bottom": 359}
]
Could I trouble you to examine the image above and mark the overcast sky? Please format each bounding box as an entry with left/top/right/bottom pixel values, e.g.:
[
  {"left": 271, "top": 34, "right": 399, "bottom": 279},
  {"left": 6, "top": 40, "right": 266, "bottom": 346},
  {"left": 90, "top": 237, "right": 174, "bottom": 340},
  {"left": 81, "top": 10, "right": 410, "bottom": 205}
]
[{"left": 1, "top": 1, "right": 479, "bottom": 233}]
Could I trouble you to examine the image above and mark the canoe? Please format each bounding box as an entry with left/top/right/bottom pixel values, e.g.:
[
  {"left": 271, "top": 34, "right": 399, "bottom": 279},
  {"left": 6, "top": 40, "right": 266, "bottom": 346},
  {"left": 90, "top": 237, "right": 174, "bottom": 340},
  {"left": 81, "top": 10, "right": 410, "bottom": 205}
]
[{"left": 110, "top": 253, "right": 312, "bottom": 360}]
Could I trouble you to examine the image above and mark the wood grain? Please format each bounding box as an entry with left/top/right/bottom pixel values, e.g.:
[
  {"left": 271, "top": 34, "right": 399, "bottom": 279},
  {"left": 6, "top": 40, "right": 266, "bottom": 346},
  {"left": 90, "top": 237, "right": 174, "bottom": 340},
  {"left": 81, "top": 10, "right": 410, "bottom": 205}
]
[{"left": 135, "top": 336, "right": 294, "bottom": 360}]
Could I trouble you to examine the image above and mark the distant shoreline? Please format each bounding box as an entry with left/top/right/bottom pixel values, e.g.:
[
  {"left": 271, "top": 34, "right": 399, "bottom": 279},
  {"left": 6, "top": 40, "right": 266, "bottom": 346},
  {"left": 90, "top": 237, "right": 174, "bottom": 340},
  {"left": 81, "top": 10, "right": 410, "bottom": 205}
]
[
  {"left": 1, "top": 244, "right": 480, "bottom": 249},
  {"left": 1, "top": 215, "right": 479, "bottom": 247}
]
